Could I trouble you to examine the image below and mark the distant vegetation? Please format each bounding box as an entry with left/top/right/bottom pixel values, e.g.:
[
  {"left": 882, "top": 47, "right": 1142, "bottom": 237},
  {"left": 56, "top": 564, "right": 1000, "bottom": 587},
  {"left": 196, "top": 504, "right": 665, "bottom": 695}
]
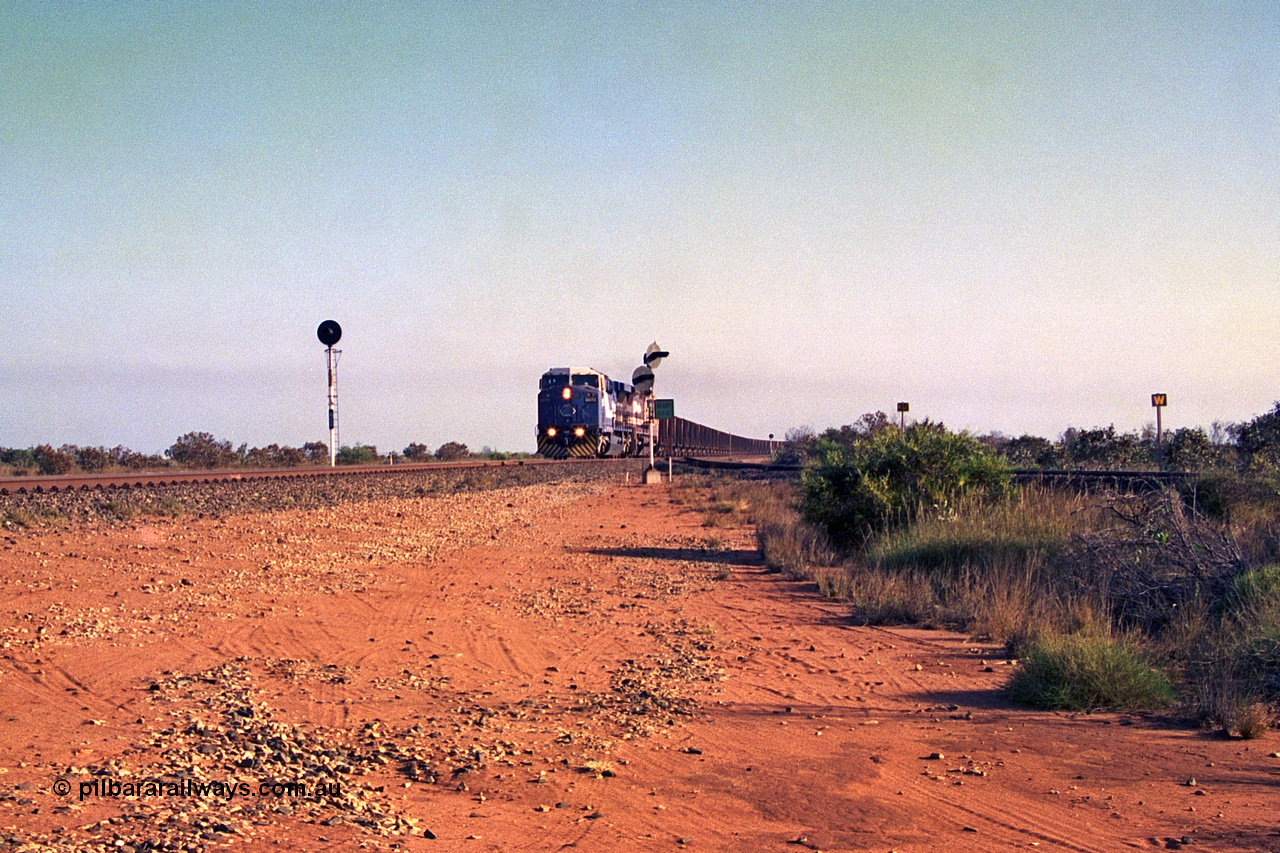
[
  {"left": 775, "top": 407, "right": 1264, "bottom": 474},
  {"left": 1, "top": 444, "right": 170, "bottom": 476},
  {"left": 335, "top": 443, "right": 380, "bottom": 465},
  {"left": 744, "top": 403, "right": 1280, "bottom": 736},
  {"left": 0, "top": 432, "right": 530, "bottom": 476}
]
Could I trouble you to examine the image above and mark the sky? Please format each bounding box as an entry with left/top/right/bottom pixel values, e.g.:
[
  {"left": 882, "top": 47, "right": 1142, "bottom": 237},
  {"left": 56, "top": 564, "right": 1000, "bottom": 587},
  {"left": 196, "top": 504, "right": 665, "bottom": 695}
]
[{"left": 2, "top": 1, "right": 1277, "bottom": 455}]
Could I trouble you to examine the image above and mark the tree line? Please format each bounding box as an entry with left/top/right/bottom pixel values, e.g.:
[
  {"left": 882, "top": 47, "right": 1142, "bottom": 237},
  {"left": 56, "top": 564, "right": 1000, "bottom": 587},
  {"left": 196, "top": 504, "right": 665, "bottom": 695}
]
[
  {"left": 0, "top": 432, "right": 524, "bottom": 476},
  {"left": 778, "top": 402, "right": 1280, "bottom": 473}
]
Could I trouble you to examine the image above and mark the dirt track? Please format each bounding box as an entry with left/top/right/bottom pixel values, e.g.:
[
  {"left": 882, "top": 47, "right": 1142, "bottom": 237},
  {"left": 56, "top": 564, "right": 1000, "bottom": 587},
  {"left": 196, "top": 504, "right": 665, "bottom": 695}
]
[{"left": 1, "top": 475, "right": 1277, "bottom": 852}]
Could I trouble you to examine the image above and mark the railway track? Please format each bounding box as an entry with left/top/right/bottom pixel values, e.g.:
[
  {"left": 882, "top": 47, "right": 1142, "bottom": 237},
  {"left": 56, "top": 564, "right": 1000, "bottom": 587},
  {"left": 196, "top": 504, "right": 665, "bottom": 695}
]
[
  {"left": 674, "top": 459, "right": 1197, "bottom": 493},
  {"left": 0, "top": 413, "right": 775, "bottom": 498},
  {"left": 0, "top": 456, "right": 1198, "bottom": 498},
  {"left": 0, "top": 457, "right": 587, "bottom": 496},
  {"left": 0, "top": 417, "right": 777, "bottom": 497}
]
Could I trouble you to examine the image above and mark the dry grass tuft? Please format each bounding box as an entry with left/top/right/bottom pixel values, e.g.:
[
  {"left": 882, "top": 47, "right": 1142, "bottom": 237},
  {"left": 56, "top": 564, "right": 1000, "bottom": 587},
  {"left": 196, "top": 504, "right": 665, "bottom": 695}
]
[
  {"left": 579, "top": 759, "right": 616, "bottom": 777},
  {"left": 737, "top": 475, "right": 1280, "bottom": 729}
]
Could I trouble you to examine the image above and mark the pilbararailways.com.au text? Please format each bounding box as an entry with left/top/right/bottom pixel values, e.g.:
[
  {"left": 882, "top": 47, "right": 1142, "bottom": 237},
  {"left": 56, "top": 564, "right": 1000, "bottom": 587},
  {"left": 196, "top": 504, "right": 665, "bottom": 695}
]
[{"left": 70, "top": 778, "right": 341, "bottom": 801}]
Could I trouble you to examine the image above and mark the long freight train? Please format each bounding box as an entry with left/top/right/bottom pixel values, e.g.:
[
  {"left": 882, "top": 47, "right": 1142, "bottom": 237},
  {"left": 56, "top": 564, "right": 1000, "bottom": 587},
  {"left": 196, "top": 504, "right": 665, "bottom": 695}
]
[{"left": 536, "top": 367, "right": 651, "bottom": 458}]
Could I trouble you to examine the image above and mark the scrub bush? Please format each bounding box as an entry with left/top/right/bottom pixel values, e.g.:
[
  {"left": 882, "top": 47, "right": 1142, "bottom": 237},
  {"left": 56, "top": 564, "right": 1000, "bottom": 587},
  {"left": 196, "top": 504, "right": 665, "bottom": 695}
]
[
  {"left": 800, "top": 421, "right": 1011, "bottom": 550},
  {"left": 434, "top": 442, "right": 469, "bottom": 461},
  {"left": 336, "top": 444, "right": 379, "bottom": 465},
  {"left": 166, "top": 432, "right": 237, "bottom": 469},
  {"left": 1006, "top": 633, "right": 1178, "bottom": 711},
  {"left": 33, "top": 444, "right": 75, "bottom": 475}
]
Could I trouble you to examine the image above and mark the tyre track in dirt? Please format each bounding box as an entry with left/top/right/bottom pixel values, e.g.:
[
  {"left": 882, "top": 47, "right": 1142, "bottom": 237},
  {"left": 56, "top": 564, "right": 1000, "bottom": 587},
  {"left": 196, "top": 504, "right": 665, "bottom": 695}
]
[{"left": 1, "top": 478, "right": 1277, "bottom": 852}]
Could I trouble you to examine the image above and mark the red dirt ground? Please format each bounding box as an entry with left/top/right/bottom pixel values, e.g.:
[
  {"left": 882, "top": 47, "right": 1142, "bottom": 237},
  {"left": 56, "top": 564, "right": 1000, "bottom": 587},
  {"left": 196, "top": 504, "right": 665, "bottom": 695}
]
[{"left": 1, "top": 476, "right": 1277, "bottom": 852}]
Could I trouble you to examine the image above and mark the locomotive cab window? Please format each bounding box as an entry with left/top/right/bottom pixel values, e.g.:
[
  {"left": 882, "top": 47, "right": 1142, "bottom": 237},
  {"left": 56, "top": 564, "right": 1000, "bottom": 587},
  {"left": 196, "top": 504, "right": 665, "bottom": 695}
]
[
  {"left": 571, "top": 374, "right": 600, "bottom": 389},
  {"left": 540, "top": 374, "right": 568, "bottom": 390}
]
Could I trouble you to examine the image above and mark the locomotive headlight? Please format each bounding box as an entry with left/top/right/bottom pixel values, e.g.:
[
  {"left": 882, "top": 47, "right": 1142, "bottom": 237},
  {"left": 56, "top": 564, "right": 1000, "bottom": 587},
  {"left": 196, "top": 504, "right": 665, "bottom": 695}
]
[
  {"left": 573, "top": 427, "right": 586, "bottom": 437},
  {"left": 547, "top": 427, "right": 557, "bottom": 437},
  {"left": 561, "top": 387, "right": 572, "bottom": 400}
]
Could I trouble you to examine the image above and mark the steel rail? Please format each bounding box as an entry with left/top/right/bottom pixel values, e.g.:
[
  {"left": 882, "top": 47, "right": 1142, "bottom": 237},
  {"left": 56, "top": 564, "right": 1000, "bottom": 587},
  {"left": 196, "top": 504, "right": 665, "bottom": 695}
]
[
  {"left": 672, "top": 459, "right": 1199, "bottom": 490},
  {"left": 0, "top": 456, "right": 615, "bottom": 496},
  {"left": 2, "top": 450, "right": 1195, "bottom": 497}
]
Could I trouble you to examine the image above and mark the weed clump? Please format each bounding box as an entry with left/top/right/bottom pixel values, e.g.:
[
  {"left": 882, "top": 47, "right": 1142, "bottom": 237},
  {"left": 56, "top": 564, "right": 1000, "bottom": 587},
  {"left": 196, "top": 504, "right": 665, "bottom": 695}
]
[
  {"left": 144, "top": 496, "right": 186, "bottom": 517},
  {"left": 747, "top": 482, "right": 835, "bottom": 578},
  {"left": 103, "top": 500, "right": 138, "bottom": 521},
  {"left": 1005, "top": 633, "right": 1178, "bottom": 712},
  {"left": 745, "top": 469, "right": 1280, "bottom": 729},
  {"left": 3, "top": 506, "right": 64, "bottom": 529}
]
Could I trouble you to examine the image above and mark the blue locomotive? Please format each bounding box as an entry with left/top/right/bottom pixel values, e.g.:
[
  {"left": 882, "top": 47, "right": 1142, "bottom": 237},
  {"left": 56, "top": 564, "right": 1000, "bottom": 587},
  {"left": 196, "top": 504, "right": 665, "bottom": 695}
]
[{"left": 536, "top": 367, "right": 650, "bottom": 458}]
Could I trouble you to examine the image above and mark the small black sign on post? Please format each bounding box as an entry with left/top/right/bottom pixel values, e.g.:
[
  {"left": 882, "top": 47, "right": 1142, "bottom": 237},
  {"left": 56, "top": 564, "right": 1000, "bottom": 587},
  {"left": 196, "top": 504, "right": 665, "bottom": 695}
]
[
  {"left": 897, "top": 401, "right": 909, "bottom": 430},
  {"left": 1152, "top": 393, "right": 1168, "bottom": 471}
]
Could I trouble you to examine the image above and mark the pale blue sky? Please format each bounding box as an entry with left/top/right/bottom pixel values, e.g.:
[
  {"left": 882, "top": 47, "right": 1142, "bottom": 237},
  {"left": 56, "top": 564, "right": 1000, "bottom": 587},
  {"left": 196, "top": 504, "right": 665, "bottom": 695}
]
[{"left": 3, "top": 2, "right": 1277, "bottom": 454}]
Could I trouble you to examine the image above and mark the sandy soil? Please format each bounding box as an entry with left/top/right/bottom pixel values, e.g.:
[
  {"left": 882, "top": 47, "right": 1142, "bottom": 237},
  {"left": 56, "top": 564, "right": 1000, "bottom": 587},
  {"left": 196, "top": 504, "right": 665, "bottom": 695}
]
[{"left": 1, "top": 475, "right": 1277, "bottom": 852}]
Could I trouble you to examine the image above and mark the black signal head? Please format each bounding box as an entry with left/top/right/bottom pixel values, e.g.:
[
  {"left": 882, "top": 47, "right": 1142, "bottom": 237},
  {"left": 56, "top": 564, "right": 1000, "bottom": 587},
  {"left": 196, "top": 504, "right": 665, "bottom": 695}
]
[{"left": 317, "top": 320, "right": 342, "bottom": 347}]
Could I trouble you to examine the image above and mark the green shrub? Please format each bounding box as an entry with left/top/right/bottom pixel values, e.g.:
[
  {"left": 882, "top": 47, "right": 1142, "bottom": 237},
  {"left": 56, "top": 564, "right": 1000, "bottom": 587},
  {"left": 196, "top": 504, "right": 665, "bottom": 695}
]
[
  {"left": 800, "top": 421, "right": 1011, "bottom": 550},
  {"left": 336, "top": 444, "right": 379, "bottom": 465},
  {"left": 867, "top": 489, "right": 1076, "bottom": 576},
  {"left": 1059, "top": 425, "right": 1151, "bottom": 470},
  {"left": 70, "top": 445, "right": 111, "bottom": 472},
  {"left": 434, "top": 441, "right": 469, "bottom": 462},
  {"left": 303, "top": 442, "right": 331, "bottom": 464},
  {"left": 772, "top": 426, "right": 818, "bottom": 466},
  {"left": 1163, "top": 427, "right": 1225, "bottom": 471},
  {"left": 111, "top": 445, "right": 168, "bottom": 470},
  {"left": 990, "top": 434, "right": 1061, "bottom": 468},
  {"left": 1006, "top": 633, "right": 1178, "bottom": 712},
  {"left": 0, "top": 448, "right": 36, "bottom": 470},
  {"left": 239, "top": 443, "right": 308, "bottom": 468},
  {"left": 167, "top": 432, "right": 237, "bottom": 469},
  {"left": 738, "top": 443, "right": 1280, "bottom": 732},
  {"left": 33, "top": 444, "right": 75, "bottom": 475},
  {"left": 1231, "top": 402, "right": 1280, "bottom": 470},
  {"left": 402, "top": 442, "right": 432, "bottom": 461},
  {"left": 1226, "top": 564, "right": 1280, "bottom": 612},
  {"left": 1184, "top": 609, "right": 1280, "bottom": 736}
]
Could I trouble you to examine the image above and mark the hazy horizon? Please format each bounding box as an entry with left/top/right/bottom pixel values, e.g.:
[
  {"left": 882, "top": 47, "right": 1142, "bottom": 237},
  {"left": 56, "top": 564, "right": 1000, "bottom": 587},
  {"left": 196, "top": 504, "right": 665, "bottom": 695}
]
[{"left": 4, "top": 2, "right": 1276, "bottom": 455}]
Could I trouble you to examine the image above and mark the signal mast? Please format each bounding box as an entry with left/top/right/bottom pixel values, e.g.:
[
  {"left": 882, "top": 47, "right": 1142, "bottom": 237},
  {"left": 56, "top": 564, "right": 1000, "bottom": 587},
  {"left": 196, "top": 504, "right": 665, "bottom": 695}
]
[
  {"left": 317, "top": 320, "right": 342, "bottom": 467},
  {"left": 631, "top": 342, "right": 669, "bottom": 472}
]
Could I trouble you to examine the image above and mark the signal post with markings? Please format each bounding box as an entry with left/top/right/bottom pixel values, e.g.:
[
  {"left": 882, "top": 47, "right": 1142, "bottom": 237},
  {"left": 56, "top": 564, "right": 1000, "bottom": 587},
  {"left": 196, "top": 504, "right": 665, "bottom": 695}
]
[{"left": 1152, "top": 393, "right": 1167, "bottom": 471}]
